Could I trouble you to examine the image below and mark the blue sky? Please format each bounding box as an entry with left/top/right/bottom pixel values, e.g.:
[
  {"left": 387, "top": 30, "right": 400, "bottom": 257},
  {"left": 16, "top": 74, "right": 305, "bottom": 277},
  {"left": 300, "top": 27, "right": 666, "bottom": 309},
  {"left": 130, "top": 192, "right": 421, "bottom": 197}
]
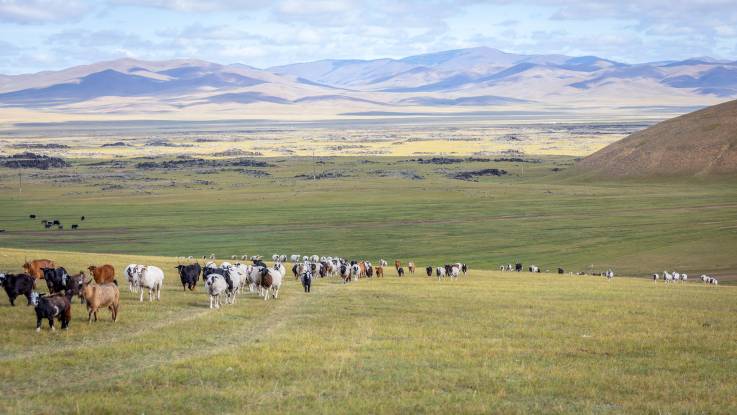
[{"left": 1, "top": 0, "right": 736, "bottom": 74}]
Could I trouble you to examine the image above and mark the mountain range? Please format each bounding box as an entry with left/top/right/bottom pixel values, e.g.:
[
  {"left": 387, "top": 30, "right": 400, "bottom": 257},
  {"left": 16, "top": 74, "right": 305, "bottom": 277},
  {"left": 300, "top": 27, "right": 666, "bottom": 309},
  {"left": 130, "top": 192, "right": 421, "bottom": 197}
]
[{"left": 1, "top": 47, "right": 736, "bottom": 121}]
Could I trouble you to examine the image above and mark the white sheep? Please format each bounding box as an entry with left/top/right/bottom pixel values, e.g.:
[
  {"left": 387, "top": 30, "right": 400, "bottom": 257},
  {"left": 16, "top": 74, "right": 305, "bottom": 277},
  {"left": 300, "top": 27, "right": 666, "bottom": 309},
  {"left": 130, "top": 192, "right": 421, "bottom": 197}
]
[
  {"left": 449, "top": 266, "right": 460, "bottom": 280},
  {"left": 136, "top": 265, "right": 165, "bottom": 302},
  {"left": 205, "top": 274, "right": 228, "bottom": 309},
  {"left": 436, "top": 266, "right": 446, "bottom": 280}
]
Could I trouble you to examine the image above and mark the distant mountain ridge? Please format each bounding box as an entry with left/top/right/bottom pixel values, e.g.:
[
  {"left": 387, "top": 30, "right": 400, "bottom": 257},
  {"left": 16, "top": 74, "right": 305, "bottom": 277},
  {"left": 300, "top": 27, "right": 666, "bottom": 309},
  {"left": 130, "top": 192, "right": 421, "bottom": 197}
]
[{"left": 0, "top": 47, "right": 735, "bottom": 118}]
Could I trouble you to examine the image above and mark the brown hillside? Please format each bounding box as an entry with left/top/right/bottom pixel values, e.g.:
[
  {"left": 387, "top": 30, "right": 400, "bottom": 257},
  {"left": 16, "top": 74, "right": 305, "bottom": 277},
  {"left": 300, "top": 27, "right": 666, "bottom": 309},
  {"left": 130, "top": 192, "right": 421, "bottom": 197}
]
[{"left": 577, "top": 99, "right": 737, "bottom": 177}]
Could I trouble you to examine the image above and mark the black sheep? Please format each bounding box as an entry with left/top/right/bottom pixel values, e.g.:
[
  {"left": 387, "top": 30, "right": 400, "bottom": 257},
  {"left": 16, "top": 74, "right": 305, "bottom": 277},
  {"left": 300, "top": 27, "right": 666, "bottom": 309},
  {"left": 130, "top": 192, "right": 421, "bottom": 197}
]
[
  {"left": 397, "top": 267, "right": 405, "bottom": 277},
  {"left": 426, "top": 266, "right": 433, "bottom": 277},
  {"left": 0, "top": 273, "right": 34, "bottom": 306},
  {"left": 32, "top": 292, "right": 72, "bottom": 331}
]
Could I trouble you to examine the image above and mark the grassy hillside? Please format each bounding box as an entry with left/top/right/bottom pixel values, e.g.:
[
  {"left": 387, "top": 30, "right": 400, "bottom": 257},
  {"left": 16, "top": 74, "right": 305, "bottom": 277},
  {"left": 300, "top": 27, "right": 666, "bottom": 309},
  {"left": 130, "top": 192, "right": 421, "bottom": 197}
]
[
  {"left": 577, "top": 99, "right": 737, "bottom": 177},
  {"left": 1, "top": 156, "right": 736, "bottom": 278},
  {"left": 0, "top": 248, "right": 735, "bottom": 414}
]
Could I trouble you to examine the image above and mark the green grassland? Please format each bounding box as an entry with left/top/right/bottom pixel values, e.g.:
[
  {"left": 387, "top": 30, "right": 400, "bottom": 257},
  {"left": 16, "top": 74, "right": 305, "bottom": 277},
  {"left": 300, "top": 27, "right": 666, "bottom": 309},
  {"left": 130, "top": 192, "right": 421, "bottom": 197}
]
[
  {"left": 0, "top": 248, "right": 735, "bottom": 414},
  {"left": 1, "top": 155, "right": 736, "bottom": 278}
]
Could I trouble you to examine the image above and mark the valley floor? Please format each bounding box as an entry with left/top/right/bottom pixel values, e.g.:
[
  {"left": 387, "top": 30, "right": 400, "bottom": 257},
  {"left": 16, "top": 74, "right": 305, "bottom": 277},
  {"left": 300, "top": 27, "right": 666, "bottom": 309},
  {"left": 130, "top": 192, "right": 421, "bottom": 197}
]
[{"left": 1, "top": 248, "right": 736, "bottom": 414}]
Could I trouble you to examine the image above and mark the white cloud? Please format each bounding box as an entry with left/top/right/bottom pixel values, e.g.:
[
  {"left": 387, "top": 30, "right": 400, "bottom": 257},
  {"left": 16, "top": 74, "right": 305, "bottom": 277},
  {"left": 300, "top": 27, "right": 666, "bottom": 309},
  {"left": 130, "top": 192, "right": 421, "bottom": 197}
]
[
  {"left": 110, "top": 0, "right": 270, "bottom": 12},
  {"left": 0, "top": 0, "right": 89, "bottom": 24}
]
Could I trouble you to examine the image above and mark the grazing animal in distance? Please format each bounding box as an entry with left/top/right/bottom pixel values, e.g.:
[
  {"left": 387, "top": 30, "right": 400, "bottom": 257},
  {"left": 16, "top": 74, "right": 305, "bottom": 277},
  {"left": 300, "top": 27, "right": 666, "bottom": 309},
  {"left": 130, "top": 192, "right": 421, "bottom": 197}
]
[
  {"left": 29, "top": 214, "right": 36, "bottom": 219},
  {"left": 292, "top": 263, "right": 301, "bottom": 279},
  {"left": 408, "top": 262, "right": 415, "bottom": 274},
  {"left": 365, "top": 262, "right": 373, "bottom": 278},
  {"left": 71, "top": 224, "right": 78, "bottom": 230},
  {"left": 435, "top": 267, "right": 446, "bottom": 280},
  {"left": 515, "top": 263, "right": 522, "bottom": 272},
  {"left": 558, "top": 268, "right": 565, "bottom": 274},
  {"left": 79, "top": 278, "right": 120, "bottom": 323},
  {"left": 380, "top": 259, "right": 388, "bottom": 267},
  {"left": 426, "top": 266, "right": 433, "bottom": 277},
  {"left": 80, "top": 216, "right": 85, "bottom": 221},
  {"left": 176, "top": 263, "right": 201, "bottom": 291},
  {"left": 88, "top": 264, "right": 116, "bottom": 285},
  {"left": 397, "top": 267, "right": 405, "bottom": 277},
  {"left": 652, "top": 273, "right": 659, "bottom": 282},
  {"left": 340, "top": 264, "right": 352, "bottom": 283},
  {"left": 461, "top": 263, "right": 468, "bottom": 275},
  {"left": 23, "top": 259, "right": 56, "bottom": 280},
  {"left": 32, "top": 292, "right": 72, "bottom": 332},
  {"left": 1, "top": 273, "right": 35, "bottom": 306},
  {"left": 301, "top": 270, "right": 312, "bottom": 293},
  {"left": 394, "top": 260, "right": 401, "bottom": 271},
  {"left": 449, "top": 265, "right": 460, "bottom": 280},
  {"left": 375, "top": 266, "right": 384, "bottom": 278}
]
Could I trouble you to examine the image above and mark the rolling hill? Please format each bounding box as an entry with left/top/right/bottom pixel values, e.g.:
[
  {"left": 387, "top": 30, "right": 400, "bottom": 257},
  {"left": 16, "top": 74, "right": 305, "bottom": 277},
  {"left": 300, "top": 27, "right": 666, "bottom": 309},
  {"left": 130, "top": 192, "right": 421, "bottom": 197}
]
[{"left": 576, "top": 99, "right": 737, "bottom": 177}]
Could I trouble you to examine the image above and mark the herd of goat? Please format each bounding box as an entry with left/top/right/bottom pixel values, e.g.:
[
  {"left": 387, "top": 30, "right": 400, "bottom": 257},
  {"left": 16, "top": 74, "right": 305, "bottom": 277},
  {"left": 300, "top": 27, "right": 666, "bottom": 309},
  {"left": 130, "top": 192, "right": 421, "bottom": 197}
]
[
  {"left": 0, "top": 256, "right": 468, "bottom": 331},
  {"left": 0, "top": 255, "right": 722, "bottom": 332}
]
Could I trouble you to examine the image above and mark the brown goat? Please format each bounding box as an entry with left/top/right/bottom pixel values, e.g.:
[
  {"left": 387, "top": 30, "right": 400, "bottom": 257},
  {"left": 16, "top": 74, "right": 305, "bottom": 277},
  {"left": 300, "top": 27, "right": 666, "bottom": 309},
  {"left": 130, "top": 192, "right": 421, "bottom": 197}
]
[
  {"left": 394, "top": 260, "right": 401, "bottom": 270},
  {"left": 375, "top": 266, "right": 384, "bottom": 278},
  {"left": 80, "top": 279, "right": 119, "bottom": 323},
  {"left": 23, "top": 259, "right": 56, "bottom": 279},
  {"left": 88, "top": 264, "right": 116, "bottom": 284}
]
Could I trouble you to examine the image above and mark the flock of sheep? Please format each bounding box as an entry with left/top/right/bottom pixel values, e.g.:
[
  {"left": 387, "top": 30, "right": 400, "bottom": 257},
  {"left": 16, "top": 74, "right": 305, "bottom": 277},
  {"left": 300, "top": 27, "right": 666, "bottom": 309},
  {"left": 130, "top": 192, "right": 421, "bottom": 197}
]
[{"left": 652, "top": 271, "right": 719, "bottom": 285}]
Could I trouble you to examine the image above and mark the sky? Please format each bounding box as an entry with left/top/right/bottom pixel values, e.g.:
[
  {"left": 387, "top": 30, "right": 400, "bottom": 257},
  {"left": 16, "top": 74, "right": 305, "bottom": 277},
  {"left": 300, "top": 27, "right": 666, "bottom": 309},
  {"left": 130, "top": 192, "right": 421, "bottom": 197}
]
[{"left": 1, "top": 0, "right": 736, "bottom": 74}]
